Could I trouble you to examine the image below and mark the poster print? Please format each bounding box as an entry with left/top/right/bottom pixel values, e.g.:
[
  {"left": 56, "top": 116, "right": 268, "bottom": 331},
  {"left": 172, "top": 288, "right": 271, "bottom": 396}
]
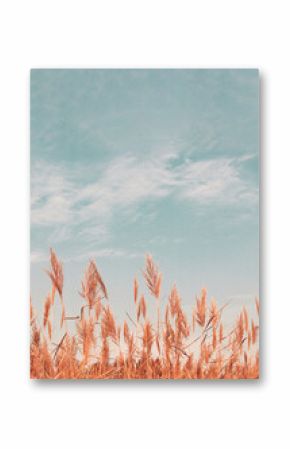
[{"left": 30, "top": 69, "right": 259, "bottom": 379}]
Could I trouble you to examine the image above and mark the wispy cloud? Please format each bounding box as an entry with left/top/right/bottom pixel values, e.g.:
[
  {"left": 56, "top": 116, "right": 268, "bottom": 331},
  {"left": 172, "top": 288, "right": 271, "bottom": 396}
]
[
  {"left": 31, "top": 151, "right": 257, "bottom": 259},
  {"left": 30, "top": 250, "right": 48, "bottom": 263},
  {"left": 31, "top": 161, "right": 75, "bottom": 226},
  {"left": 63, "top": 247, "right": 142, "bottom": 263},
  {"left": 177, "top": 157, "right": 257, "bottom": 203}
]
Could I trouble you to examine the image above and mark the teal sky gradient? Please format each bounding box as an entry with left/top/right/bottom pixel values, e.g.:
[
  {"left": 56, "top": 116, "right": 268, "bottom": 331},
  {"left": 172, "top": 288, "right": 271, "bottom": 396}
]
[{"left": 31, "top": 69, "right": 259, "bottom": 321}]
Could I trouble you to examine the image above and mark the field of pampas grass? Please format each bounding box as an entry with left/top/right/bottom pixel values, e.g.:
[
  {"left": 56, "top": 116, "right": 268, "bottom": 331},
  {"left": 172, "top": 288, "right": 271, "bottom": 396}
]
[{"left": 30, "top": 250, "right": 259, "bottom": 379}]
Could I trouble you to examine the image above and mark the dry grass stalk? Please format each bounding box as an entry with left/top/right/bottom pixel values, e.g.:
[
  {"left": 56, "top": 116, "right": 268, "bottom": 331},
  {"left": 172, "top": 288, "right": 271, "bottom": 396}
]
[
  {"left": 143, "top": 255, "right": 162, "bottom": 299},
  {"left": 133, "top": 278, "right": 138, "bottom": 304},
  {"left": 31, "top": 250, "right": 259, "bottom": 379},
  {"left": 196, "top": 288, "right": 207, "bottom": 327},
  {"left": 80, "top": 260, "right": 108, "bottom": 309}
]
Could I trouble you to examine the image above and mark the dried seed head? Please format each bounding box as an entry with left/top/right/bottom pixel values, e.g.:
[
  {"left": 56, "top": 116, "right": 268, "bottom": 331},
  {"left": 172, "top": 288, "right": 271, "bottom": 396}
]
[
  {"left": 143, "top": 254, "right": 162, "bottom": 299},
  {"left": 255, "top": 297, "right": 260, "bottom": 316},
  {"left": 80, "top": 260, "right": 108, "bottom": 308},
  {"left": 196, "top": 288, "right": 207, "bottom": 327},
  {"left": 123, "top": 321, "right": 130, "bottom": 344},
  {"left": 46, "top": 249, "right": 63, "bottom": 297},
  {"left": 169, "top": 285, "right": 181, "bottom": 317},
  {"left": 133, "top": 277, "right": 138, "bottom": 304},
  {"left": 243, "top": 307, "right": 249, "bottom": 332},
  {"left": 43, "top": 295, "right": 51, "bottom": 328}
]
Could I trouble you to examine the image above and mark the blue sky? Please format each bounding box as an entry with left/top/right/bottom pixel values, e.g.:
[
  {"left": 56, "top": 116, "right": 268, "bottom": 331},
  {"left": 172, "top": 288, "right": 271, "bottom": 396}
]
[{"left": 30, "top": 69, "right": 259, "bottom": 321}]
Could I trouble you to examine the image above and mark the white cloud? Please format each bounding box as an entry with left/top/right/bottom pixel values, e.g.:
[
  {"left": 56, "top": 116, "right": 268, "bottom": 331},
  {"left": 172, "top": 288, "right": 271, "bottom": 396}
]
[
  {"left": 30, "top": 250, "right": 48, "bottom": 263},
  {"left": 177, "top": 158, "right": 252, "bottom": 203},
  {"left": 31, "top": 162, "right": 75, "bottom": 226},
  {"left": 63, "top": 247, "right": 141, "bottom": 263},
  {"left": 74, "top": 154, "right": 177, "bottom": 223},
  {"left": 31, "top": 153, "right": 257, "bottom": 250}
]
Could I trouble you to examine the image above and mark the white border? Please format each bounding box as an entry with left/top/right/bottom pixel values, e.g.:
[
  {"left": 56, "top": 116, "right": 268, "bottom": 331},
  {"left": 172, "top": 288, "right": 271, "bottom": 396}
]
[{"left": 0, "top": 1, "right": 289, "bottom": 448}]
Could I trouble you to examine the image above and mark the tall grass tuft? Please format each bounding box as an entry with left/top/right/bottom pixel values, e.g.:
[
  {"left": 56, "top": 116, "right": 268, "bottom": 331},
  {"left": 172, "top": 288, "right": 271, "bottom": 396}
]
[{"left": 30, "top": 250, "right": 259, "bottom": 379}]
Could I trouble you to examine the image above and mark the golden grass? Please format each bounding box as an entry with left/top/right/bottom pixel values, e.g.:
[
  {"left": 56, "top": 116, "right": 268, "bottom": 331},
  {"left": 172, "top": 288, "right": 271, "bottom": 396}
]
[{"left": 30, "top": 249, "right": 259, "bottom": 379}]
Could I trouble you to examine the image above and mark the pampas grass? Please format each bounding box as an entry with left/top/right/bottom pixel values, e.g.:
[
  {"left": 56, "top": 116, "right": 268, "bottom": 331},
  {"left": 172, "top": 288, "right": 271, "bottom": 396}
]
[{"left": 30, "top": 250, "right": 259, "bottom": 379}]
